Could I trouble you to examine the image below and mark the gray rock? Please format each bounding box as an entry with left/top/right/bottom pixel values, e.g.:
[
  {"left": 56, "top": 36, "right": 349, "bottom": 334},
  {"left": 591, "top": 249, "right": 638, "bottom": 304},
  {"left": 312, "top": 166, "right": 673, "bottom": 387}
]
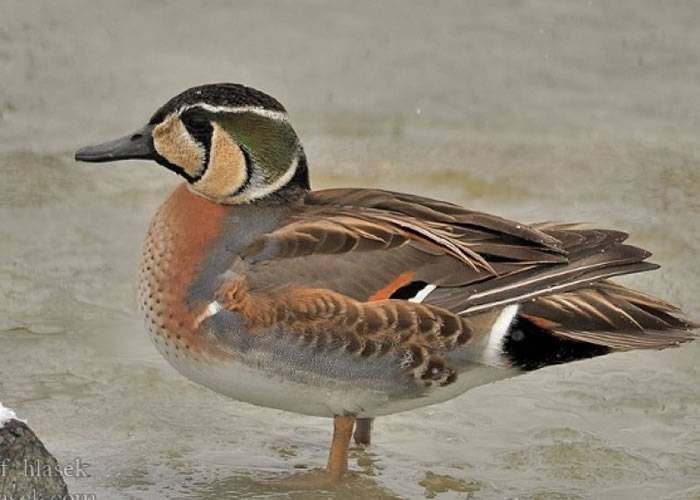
[{"left": 0, "top": 419, "right": 68, "bottom": 497}]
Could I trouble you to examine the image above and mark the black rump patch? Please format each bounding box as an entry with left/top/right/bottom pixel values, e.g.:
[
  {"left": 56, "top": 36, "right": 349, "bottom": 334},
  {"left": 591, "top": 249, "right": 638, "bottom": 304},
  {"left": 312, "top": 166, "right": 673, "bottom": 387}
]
[
  {"left": 391, "top": 281, "right": 430, "bottom": 300},
  {"left": 150, "top": 83, "right": 287, "bottom": 124},
  {"left": 504, "top": 316, "right": 610, "bottom": 371}
]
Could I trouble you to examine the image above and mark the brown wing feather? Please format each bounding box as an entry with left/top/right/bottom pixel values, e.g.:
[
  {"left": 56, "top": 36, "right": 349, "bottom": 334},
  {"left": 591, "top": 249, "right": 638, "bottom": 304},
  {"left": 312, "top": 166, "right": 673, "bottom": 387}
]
[
  {"left": 240, "top": 189, "right": 579, "bottom": 303},
  {"left": 243, "top": 214, "right": 408, "bottom": 262},
  {"left": 228, "top": 190, "right": 693, "bottom": 365},
  {"left": 248, "top": 189, "right": 568, "bottom": 272},
  {"left": 305, "top": 188, "right": 565, "bottom": 250},
  {"left": 426, "top": 225, "right": 659, "bottom": 314},
  {"left": 215, "top": 276, "right": 480, "bottom": 386},
  {"left": 521, "top": 280, "right": 696, "bottom": 350}
]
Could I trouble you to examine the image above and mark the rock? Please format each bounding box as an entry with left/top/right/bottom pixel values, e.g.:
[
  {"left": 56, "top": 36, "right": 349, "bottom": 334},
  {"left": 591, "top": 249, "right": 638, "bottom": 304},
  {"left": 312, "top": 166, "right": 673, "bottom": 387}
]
[{"left": 0, "top": 416, "right": 68, "bottom": 497}]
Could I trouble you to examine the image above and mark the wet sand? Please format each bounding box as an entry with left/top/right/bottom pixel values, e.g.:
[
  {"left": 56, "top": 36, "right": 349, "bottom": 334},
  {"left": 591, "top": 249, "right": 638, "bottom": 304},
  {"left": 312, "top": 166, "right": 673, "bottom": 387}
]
[{"left": 1, "top": 1, "right": 699, "bottom": 498}]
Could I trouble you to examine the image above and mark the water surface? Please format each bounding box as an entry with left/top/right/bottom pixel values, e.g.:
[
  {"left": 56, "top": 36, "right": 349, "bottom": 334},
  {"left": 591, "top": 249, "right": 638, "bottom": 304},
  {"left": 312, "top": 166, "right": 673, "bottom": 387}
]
[{"left": 1, "top": 2, "right": 699, "bottom": 499}]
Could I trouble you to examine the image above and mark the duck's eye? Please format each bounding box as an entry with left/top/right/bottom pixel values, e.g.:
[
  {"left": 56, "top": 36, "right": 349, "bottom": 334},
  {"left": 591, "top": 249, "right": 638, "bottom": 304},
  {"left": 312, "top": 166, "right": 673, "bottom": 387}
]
[{"left": 181, "top": 112, "right": 211, "bottom": 135}]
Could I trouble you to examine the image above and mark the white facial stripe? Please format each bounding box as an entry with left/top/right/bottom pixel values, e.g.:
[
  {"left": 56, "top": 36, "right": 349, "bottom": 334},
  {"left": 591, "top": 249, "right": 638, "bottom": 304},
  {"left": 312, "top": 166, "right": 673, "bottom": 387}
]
[
  {"left": 409, "top": 284, "right": 437, "bottom": 303},
  {"left": 226, "top": 151, "right": 300, "bottom": 204},
  {"left": 159, "top": 105, "right": 297, "bottom": 204},
  {"left": 180, "top": 103, "right": 288, "bottom": 122},
  {"left": 483, "top": 304, "right": 520, "bottom": 366}
]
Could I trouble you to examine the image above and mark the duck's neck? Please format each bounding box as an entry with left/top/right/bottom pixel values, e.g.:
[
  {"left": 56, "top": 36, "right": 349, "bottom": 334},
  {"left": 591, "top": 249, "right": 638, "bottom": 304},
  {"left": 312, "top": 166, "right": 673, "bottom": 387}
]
[{"left": 260, "top": 148, "right": 311, "bottom": 204}]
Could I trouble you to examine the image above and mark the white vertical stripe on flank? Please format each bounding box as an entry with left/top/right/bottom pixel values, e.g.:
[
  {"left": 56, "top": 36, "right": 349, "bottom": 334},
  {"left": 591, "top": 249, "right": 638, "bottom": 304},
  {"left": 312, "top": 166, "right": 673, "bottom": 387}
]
[
  {"left": 409, "top": 284, "right": 437, "bottom": 303},
  {"left": 483, "top": 304, "right": 520, "bottom": 365}
]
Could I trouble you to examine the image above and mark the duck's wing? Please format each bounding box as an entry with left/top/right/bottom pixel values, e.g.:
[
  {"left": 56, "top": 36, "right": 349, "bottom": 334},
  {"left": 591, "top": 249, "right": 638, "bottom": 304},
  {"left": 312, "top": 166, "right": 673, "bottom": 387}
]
[
  {"left": 427, "top": 222, "right": 657, "bottom": 315},
  {"left": 243, "top": 189, "right": 660, "bottom": 308},
  {"left": 299, "top": 188, "right": 568, "bottom": 270},
  {"left": 518, "top": 280, "right": 695, "bottom": 351},
  {"left": 241, "top": 188, "right": 570, "bottom": 300},
  {"left": 216, "top": 188, "right": 693, "bottom": 378}
]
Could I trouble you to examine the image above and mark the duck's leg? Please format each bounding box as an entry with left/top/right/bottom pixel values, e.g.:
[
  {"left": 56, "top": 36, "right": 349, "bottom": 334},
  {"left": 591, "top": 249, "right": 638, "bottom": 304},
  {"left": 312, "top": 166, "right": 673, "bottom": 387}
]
[
  {"left": 353, "top": 417, "right": 373, "bottom": 446},
  {"left": 327, "top": 415, "right": 356, "bottom": 479}
]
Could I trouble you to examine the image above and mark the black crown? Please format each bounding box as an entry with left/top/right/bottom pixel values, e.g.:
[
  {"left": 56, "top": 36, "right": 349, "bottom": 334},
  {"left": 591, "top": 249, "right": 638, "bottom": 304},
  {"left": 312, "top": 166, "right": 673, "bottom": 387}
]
[{"left": 149, "top": 83, "right": 286, "bottom": 124}]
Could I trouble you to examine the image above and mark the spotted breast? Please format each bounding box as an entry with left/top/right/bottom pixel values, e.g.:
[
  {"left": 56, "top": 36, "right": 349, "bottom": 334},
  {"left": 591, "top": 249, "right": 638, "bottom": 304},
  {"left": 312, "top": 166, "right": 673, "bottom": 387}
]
[{"left": 138, "top": 184, "right": 230, "bottom": 359}]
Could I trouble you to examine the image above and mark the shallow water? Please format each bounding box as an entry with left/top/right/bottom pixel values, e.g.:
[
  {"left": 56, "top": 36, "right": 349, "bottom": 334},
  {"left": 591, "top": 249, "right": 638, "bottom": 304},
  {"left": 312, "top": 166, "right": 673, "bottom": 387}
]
[{"left": 1, "top": 1, "right": 699, "bottom": 499}]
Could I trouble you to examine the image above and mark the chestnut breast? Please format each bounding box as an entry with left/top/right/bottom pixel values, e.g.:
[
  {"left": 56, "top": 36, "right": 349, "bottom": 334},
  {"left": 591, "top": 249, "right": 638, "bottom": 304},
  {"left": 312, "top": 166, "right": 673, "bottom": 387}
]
[{"left": 137, "top": 183, "right": 287, "bottom": 360}]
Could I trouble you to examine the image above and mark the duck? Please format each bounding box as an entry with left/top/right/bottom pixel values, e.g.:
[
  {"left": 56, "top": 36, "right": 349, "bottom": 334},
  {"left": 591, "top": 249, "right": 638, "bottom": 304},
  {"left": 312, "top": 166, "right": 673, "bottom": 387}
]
[{"left": 75, "top": 83, "right": 696, "bottom": 481}]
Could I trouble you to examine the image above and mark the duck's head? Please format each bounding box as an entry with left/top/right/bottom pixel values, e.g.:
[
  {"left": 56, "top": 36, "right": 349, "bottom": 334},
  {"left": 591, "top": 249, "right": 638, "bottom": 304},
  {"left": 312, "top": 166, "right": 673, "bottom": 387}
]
[{"left": 76, "top": 83, "right": 309, "bottom": 203}]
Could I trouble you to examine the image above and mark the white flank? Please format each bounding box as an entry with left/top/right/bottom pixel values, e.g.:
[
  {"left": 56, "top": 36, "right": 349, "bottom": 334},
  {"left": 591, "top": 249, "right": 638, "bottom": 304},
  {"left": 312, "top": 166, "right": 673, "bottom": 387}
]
[
  {"left": 0, "top": 402, "right": 21, "bottom": 428},
  {"left": 483, "top": 304, "right": 520, "bottom": 365},
  {"left": 409, "top": 284, "right": 437, "bottom": 303}
]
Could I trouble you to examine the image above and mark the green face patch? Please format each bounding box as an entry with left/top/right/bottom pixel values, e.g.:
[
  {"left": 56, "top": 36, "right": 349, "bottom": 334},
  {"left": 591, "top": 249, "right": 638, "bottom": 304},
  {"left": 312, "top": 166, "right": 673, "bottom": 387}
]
[{"left": 217, "top": 112, "right": 299, "bottom": 185}]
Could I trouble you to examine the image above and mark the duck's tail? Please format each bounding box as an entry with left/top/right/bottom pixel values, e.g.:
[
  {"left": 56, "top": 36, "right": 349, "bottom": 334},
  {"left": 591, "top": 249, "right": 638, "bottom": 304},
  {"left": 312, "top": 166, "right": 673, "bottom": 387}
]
[{"left": 502, "top": 280, "right": 696, "bottom": 370}]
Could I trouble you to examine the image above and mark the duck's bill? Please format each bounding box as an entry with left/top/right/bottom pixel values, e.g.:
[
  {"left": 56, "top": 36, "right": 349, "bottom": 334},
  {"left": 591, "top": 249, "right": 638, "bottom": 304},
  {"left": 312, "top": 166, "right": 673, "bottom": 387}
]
[{"left": 75, "top": 124, "right": 155, "bottom": 163}]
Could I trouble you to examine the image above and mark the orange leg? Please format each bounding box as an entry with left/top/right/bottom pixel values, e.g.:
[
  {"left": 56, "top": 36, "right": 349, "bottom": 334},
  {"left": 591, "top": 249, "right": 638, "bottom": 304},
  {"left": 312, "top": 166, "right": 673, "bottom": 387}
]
[
  {"left": 353, "top": 417, "right": 373, "bottom": 445},
  {"left": 327, "top": 415, "right": 356, "bottom": 479}
]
